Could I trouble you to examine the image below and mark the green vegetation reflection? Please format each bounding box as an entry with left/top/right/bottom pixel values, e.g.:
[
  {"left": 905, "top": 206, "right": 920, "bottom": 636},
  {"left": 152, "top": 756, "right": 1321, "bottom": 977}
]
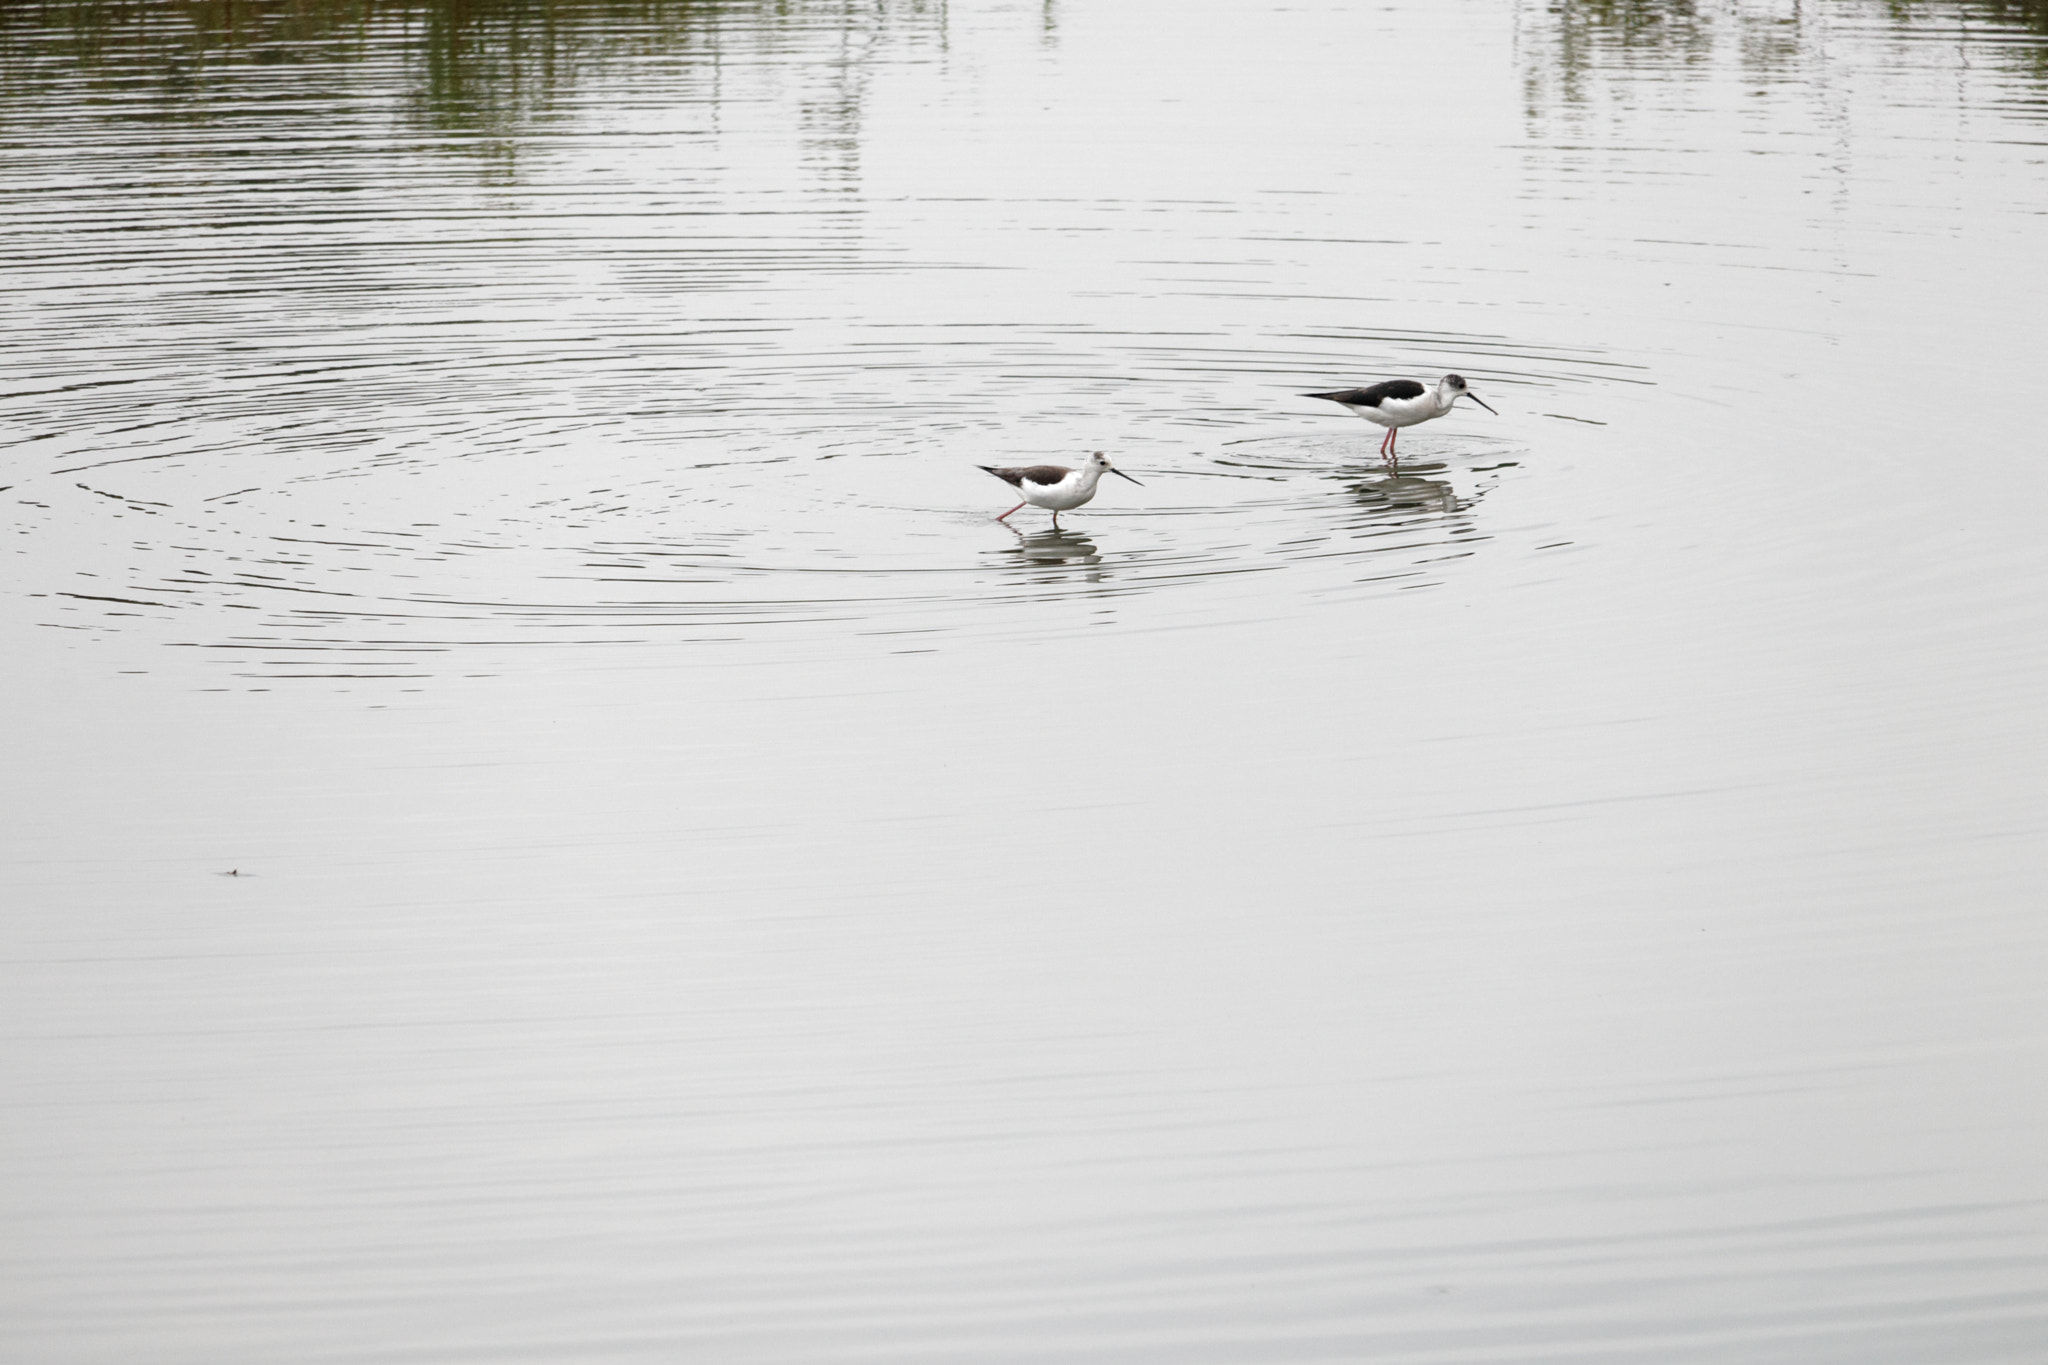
[
  {"left": 1519, "top": 0, "right": 2048, "bottom": 108},
  {"left": 0, "top": 0, "right": 949, "bottom": 137}
]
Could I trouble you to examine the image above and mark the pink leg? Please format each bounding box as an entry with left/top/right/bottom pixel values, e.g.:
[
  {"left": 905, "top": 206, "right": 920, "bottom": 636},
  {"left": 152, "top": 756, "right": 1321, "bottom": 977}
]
[{"left": 996, "top": 501, "right": 1026, "bottom": 521}]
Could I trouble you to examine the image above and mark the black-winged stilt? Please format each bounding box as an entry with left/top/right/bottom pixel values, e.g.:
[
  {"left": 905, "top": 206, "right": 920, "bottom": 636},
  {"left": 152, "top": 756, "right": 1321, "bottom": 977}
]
[
  {"left": 1304, "top": 373, "right": 1497, "bottom": 472},
  {"left": 978, "top": 451, "right": 1142, "bottom": 529}
]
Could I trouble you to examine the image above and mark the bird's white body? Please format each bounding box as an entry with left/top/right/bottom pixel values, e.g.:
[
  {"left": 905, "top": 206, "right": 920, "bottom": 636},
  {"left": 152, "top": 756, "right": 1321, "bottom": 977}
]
[
  {"left": 1350, "top": 383, "right": 1462, "bottom": 431},
  {"left": 978, "top": 451, "right": 1142, "bottom": 528},
  {"left": 1014, "top": 463, "right": 1108, "bottom": 512}
]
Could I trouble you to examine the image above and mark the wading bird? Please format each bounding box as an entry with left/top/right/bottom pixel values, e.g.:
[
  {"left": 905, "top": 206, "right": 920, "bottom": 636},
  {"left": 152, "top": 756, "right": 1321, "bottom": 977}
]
[
  {"left": 1304, "top": 373, "right": 1496, "bottom": 472},
  {"left": 978, "top": 451, "right": 1142, "bottom": 530}
]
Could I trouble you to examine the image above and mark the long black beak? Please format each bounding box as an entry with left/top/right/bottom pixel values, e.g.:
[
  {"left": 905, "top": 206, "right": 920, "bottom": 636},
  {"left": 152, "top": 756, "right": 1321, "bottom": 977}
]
[
  {"left": 1464, "top": 393, "right": 1498, "bottom": 416},
  {"left": 1110, "top": 468, "right": 1144, "bottom": 486}
]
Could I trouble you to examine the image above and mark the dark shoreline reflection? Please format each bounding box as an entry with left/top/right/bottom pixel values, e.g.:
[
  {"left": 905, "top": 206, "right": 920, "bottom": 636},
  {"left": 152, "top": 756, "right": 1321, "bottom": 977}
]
[
  {"left": 1519, "top": 0, "right": 2048, "bottom": 114},
  {"left": 0, "top": 0, "right": 947, "bottom": 146}
]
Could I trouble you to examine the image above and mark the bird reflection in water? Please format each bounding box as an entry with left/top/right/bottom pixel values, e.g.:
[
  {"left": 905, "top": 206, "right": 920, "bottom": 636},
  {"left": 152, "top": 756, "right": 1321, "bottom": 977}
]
[
  {"left": 990, "top": 525, "right": 1111, "bottom": 589},
  {"left": 1346, "top": 471, "right": 1460, "bottom": 515},
  {"left": 1001, "top": 525, "right": 1103, "bottom": 567}
]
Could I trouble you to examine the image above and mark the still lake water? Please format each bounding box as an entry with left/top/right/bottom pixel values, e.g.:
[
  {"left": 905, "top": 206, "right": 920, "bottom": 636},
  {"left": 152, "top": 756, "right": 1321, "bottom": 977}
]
[{"left": 3, "top": 0, "right": 2046, "bottom": 1359}]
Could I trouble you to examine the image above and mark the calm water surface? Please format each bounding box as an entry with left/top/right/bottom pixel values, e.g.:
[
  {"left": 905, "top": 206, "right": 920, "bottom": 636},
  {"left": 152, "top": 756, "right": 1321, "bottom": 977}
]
[{"left": 4, "top": 1, "right": 2046, "bottom": 1360}]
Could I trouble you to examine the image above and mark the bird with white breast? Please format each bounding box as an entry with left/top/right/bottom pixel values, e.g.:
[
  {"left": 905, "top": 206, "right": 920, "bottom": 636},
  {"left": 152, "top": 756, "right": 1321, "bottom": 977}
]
[
  {"left": 978, "top": 451, "right": 1142, "bottom": 530},
  {"left": 1304, "top": 373, "right": 1497, "bottom": 472}
]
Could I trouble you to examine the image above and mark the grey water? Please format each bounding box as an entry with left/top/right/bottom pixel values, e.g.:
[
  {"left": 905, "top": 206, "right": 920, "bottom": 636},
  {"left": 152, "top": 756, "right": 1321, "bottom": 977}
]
[{"left": 3, "top": 0, "right": 2046, "bottom": 1360}]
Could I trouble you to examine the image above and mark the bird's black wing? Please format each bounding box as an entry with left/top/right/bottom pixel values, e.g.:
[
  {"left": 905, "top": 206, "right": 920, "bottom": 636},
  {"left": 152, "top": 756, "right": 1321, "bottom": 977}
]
[
  {"left": 978, "top": 464, "right": 1026, "bottom": 488},
  {"left": 1303, "top": 379, "right": 1426, "bottom": 408},
  {"left": 1013, "top": 465, "right": 1073, "bottom": 487}
]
